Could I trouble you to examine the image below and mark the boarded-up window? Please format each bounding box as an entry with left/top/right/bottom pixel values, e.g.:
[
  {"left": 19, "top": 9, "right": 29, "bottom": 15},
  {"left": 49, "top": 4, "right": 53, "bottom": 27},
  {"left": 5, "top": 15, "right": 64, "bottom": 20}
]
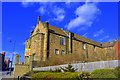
[
  {"left": 61, "top": 50, "right": 65, "bottom": 55},
  {"left": 55, "top": 49, "right": 59, "bottom": 55},
  {"left": 83, "top": 43, "right": 86, "bottom": 50}
]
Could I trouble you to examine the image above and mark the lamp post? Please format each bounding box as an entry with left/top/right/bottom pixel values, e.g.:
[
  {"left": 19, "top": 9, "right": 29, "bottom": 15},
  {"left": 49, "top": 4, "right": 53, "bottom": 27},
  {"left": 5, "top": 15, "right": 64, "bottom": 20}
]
[{"left": 9, "top": 40, "right": 15, "bottom": 76}]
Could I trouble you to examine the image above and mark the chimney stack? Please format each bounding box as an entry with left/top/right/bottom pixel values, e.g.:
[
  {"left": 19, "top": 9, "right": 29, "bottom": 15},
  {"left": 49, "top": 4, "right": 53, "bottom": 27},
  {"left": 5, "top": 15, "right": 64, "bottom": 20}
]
[
  {"left": 46, "top": 20, "right": 49, "bottom": 25},
  {"left": 45, "top": 20, "right": 49, "bottom": 28},
  {"left": 38, "top": 16, "right": 40, "bottom": 24}
]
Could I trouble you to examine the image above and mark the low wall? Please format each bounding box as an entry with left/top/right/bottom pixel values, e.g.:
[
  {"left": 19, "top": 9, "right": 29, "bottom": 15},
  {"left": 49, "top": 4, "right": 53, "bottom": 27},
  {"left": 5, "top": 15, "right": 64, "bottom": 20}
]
[
  {"left": 14, "top": 64, "right": 30, "bottom": 78},
  {"left": 33, "top": 60, "right": 120, "bottom": 72}
]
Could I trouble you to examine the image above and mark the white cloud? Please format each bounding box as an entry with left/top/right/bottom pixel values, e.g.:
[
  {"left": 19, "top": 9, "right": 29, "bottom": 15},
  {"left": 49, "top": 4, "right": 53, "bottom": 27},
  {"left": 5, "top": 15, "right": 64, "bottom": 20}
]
[
  {"left": 22, "top": 0, "right": 35, "bottom": 7},
  {"left": 66, "top": 2, "right": 100, "bottom": 30},
  {"left": 99, "top": 35, "right": 109, "bottom": 41},
  {"left": 21, "top": 2, "right": 65, "bottom": 22},
  {"left": 82, "top": 32, "right": 88, "bottom": 37},
  {"left": 53, "top": 7, "right": 65, "bottom": 21},
  {"left": 37, "top": 6, "right": 46, "bottom": 15},
  {"left": 54, "top": 15, "right": 65, "bottom": 21},
  {"left": 0, "top": 31, "right": 2, "bottom": 34},
  {"left": 36, "top": 3, "right": 65, "bottom": 22},
  {"left": 65, "top": 1, "right": 72, "bottom": 8},
  {"left": 94, "top": 29, "right": 104, "bottom": 37}
]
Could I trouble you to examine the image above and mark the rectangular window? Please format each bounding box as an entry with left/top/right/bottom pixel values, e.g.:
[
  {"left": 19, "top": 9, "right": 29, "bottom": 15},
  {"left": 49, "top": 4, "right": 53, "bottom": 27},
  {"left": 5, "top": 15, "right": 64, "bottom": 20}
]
[
  {"left": 55, "top": 49, "right": 59, "bottom": 55},
  {"left": 83, "top": 43, "right": 86, "bottom": 50},
  {"left": 60, "top": 37, "right": 65, "bottom": 45},
  {"left": 61, "top": 50, "right": 65, "bottom": 55}
]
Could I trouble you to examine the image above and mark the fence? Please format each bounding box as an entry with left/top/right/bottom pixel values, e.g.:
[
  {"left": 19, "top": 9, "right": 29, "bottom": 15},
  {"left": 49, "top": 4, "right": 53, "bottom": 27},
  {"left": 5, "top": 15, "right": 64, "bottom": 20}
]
[{"left": 33, "top": 60, "right": 120, "bottom": 72}]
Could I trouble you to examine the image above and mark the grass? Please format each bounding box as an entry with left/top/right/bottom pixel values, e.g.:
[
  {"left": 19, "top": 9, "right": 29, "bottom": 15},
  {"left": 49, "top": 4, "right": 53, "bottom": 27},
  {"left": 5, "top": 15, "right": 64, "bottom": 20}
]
[
  {"left": 31, "top": 72, "right": 80, "bottom": 80},
  {"left": 26, "top": 66, "right": 120, "bottom": 79},
  {"left": 90, "top": 69, "right": 117, "bottom": 78}
]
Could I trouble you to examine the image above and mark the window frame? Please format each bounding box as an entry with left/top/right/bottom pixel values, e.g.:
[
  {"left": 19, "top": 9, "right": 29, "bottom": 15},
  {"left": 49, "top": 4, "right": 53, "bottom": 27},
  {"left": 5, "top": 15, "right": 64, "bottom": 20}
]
[
  {"left": 61, "top": 50, "right": 65, "bottom": 55},
  {"left": 55, "top": 49, "right": 59, "bottom": 55},
  {"left": 94, "top": 45, "right": 96, "bottom": 52},
  {"left": 60, "top": 37, "right": 65, "bottom": 45},
  {"left": 83, "top": 43, "right": 87, "bottom": 50}
]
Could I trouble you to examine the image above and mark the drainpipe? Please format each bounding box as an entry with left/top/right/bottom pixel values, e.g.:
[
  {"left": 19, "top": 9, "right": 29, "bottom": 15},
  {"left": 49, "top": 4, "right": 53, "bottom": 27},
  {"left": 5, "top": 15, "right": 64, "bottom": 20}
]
[{"left": 63, "top": 31, "right": 72, "bottom": 54}]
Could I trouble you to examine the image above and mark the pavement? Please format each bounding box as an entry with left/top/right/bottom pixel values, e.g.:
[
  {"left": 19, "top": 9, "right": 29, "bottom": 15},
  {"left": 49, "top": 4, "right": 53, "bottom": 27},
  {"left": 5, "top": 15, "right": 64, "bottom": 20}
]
[{"left": 0, "top": 71, "right": 14, "bottom": 80}]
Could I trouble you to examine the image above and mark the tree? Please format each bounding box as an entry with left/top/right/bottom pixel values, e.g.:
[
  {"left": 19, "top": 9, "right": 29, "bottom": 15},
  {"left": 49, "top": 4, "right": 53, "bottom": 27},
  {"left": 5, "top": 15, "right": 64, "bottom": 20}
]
[{"left": 61, "top": 64, "right": 77, "bottom": 72}]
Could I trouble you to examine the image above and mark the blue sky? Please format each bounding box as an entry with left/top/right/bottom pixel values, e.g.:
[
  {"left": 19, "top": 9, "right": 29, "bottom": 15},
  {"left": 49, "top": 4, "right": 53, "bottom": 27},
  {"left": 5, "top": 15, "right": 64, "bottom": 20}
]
[{"left": 2, "top": 2, "right": 118, "bottom": 62}]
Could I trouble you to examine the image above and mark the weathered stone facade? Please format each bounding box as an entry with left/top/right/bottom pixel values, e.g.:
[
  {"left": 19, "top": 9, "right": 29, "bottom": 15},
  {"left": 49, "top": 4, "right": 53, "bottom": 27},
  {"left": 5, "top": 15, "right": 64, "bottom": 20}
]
[{"left": 24, "top": 16, "right": 116, "bottom": 66}]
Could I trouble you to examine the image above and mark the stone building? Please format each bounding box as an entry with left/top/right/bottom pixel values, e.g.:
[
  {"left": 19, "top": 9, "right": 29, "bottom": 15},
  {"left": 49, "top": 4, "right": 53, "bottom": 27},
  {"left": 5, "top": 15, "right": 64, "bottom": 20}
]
[
  {"left": 0, "top": 52, "right": 10, "bottom": 71},
  {"left": 23, "top": 16, "right": 116, "bottom": 66}
]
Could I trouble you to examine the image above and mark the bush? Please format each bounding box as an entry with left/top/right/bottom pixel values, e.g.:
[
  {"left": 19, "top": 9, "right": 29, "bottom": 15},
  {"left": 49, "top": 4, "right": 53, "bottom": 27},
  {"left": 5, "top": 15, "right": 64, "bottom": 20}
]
[
  {"left": 47, "top": 68, "right": 61, "bottom": 72},
  {"left": 54, "top": 68, "right": 61, "bottom": 72},
  {"left": 91, "top": 69, "right": 117, "bottom": 78},
  {"left": 61, "top": 64, "right": 77, "bottom": 72},
  {"left": 79, "top": 71, "right": 91, "bottom": 79}
]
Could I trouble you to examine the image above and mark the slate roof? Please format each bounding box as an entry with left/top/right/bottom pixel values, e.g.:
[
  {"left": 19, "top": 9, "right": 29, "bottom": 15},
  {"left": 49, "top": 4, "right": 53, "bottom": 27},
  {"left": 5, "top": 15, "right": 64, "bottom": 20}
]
[
  {"left": 48, "top": 24, "right": 102, "bottom": 47},
  {"left": 30, "top": 17, "right": 117, "bottom": 48},
  {"left": 102, "top": 41, "right": 117, "bottom": 48}
]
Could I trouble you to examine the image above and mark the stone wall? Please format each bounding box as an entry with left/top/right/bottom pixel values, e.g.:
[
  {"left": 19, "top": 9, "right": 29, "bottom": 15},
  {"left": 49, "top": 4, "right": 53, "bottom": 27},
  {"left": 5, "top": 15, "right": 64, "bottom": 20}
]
[
  {"left": 44, "top": 32, "right": 115, "bottom": 66},
  {"left": 14, "top": 54, "right": 33, "bottom": 78},
  {"left": 14, "top": 64, "right": 30, "bottom": 78},
  {"left": 33, "top": 60, "right": 120, "bottom": 72},
  {"left": 24, "top": 20, "right": 48, "bottom": 63}
]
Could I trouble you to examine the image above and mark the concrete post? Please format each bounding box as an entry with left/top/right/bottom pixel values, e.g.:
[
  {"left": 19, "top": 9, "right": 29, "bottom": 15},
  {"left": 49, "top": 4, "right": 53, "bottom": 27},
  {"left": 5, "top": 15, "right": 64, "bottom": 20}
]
[{"left": 14, "top": 54, "right": 20, "bottom": 64}]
